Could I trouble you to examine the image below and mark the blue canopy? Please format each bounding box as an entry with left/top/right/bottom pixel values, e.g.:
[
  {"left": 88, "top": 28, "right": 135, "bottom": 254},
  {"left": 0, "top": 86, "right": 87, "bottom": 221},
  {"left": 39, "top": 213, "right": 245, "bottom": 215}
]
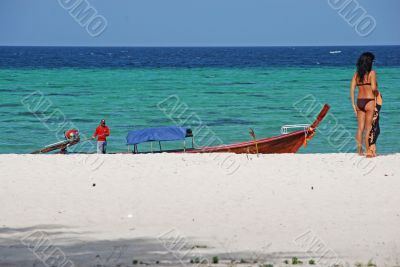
[{"left": 126, "top": 126, "right": 189, "bottom": 145}]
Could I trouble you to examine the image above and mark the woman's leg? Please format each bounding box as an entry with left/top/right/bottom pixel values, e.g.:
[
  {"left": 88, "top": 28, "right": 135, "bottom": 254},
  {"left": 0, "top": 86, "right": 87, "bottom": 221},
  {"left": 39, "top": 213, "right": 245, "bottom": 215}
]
[
  {"left": 364, "top": 101, "right": 375, "bottom": 157},
  {"left": 356, "top": 110, "right": 365, "bottom": 155}
]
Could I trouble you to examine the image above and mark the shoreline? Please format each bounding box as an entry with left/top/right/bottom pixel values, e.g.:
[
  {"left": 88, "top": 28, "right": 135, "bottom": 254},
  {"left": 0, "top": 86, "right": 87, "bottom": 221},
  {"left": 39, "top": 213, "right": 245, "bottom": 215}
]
[{"left": 2, "top": 152, "right": 400, "bottom": 157}]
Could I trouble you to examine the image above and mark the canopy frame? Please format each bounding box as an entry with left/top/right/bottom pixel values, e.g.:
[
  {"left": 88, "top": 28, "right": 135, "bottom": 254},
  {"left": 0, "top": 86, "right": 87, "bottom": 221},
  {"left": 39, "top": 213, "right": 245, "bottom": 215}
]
[{"left": 126, "top": 126, "right": 194, "bottom": 154}]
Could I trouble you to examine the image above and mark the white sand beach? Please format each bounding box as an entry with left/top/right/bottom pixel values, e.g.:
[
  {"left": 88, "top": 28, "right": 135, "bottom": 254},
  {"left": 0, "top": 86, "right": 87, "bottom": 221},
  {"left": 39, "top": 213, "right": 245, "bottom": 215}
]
[{"left": 0, "top": 153, "right": 399, "bottom": 267}]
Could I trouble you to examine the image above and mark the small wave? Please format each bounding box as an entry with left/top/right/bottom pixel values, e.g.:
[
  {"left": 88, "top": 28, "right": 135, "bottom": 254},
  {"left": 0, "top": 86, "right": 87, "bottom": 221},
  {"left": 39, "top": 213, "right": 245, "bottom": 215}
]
[
  {"left": 207, "top": 118, "right": 252, "bottom": 126},
  {"left": 204, "top": 91, "right": 226, "bottom": 95},
  {"left": 329, "top": 50, "right": 342, "bottom": 54},
  {"left": 203, "top": 82, "right": 256, "bottom": 86},
  {"left": 0, "top": 88, "right": 32, "bottom": 93},
  {"left": 46, "top": 92, "right": 83, "bottom": 97},
  {"left": 0, "top": 103, "right": 21, "bottom": 108},
  {"left": 247, "top": 93, "right": 268, "bottom": 97},
  {"left": 16, "top": 111, "right": 51, "bottom": 117},
  {"left": 71, "top": 118, "right": 93, "bottom": 123}
]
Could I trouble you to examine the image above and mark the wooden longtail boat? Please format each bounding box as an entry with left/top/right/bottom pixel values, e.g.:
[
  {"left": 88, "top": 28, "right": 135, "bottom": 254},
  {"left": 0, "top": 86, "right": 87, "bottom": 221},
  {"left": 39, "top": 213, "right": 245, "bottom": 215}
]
[
  {"left": 31, "top": 129, "right": 80, "bottom": 154},
  {"left": 126, "top": 104, "right": 330, "bottom": 154},
  {"left": 31, "top": 138, "right": 80, "bottom": 154},
  {"left": 187, "top": 104, "right": 330, "bottom": 154}
]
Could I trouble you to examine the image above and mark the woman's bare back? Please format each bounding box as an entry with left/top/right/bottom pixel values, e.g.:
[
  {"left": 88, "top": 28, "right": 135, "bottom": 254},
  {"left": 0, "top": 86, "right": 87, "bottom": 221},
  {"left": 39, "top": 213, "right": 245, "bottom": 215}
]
[{"left": 355, "top": 71, "right": 375, "bottom": 99}]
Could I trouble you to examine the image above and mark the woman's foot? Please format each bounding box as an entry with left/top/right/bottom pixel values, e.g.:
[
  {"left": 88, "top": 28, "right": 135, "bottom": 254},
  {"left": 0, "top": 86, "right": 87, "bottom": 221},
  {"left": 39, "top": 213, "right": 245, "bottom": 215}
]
[
  {"left": 366, "top": 151, "right": 375, "bottom": 158},
  {"left": 366, "top": 145, "right": 376, "bottom": 158}
]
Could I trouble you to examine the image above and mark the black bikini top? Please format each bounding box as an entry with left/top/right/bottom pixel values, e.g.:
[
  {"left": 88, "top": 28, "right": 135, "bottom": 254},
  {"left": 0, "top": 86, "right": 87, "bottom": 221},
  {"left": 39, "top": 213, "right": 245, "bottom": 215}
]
[{"left": 357, "top": 82, "right": 371, "bottom": 86}]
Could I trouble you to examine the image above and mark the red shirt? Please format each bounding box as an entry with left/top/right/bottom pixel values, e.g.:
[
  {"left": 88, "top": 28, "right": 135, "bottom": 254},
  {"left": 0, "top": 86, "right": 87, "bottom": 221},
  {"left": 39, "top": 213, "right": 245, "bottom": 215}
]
[{"left": 93, "top": 125, "right": 110, "bottom": 141}]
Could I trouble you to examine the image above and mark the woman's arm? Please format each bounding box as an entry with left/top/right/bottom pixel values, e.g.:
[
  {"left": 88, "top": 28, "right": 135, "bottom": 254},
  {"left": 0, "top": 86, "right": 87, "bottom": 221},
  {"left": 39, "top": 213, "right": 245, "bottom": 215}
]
[
  {"left": 370, "top": 70, "right": 377, "bottom": 92},
  {"left": 350, "top": 73, "right": 357, "bottom": 116}
]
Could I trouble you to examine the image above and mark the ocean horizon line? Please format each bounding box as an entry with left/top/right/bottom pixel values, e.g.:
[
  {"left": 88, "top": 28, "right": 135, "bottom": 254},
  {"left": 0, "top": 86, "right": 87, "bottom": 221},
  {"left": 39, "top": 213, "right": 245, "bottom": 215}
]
[{"left": 1, "top": 44, "right": 400, "bottom": 48}]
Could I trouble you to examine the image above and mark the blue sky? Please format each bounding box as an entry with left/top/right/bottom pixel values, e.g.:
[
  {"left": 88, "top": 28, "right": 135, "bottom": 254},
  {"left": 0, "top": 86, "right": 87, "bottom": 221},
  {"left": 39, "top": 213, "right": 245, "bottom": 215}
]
[{"left": 0, "top": 0, "right": 399, "bottom": 46}]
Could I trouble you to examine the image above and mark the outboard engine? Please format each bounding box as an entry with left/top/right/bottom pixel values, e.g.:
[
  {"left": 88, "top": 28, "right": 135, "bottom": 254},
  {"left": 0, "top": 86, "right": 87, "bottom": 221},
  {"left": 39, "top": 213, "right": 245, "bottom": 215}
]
[{"left": 64, "top": 129, "right": 80, "bottom": 141}]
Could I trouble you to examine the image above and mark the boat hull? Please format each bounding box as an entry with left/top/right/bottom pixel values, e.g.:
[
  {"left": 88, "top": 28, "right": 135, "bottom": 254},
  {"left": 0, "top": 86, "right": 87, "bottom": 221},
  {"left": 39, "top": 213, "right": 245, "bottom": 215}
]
[
  {"left": 188, "top": 130, "right": 307, "bottom": 154},
  {"left": 187, "top": 104, "right": 330, "bottom": 154}
]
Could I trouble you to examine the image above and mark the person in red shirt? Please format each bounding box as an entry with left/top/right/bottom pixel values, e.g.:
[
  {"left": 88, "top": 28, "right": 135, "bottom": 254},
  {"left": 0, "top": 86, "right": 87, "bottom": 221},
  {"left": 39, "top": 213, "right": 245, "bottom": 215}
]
[{"left": 92, "top": 119, "right": 110, "bottom": 154}]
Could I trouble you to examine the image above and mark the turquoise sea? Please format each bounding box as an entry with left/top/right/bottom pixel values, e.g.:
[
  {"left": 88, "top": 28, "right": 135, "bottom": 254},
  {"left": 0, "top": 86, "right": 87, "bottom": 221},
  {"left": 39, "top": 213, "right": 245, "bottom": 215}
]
[{"left": 0, "top": 47, "right": 399, "bottom": 154}]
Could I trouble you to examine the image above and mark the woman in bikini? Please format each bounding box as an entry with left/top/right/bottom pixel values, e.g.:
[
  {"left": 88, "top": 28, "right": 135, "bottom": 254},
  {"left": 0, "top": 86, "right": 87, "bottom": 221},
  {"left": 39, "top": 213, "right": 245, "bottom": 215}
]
[{"left": 350, "top": 52, "right": 379, "bottom": 157}]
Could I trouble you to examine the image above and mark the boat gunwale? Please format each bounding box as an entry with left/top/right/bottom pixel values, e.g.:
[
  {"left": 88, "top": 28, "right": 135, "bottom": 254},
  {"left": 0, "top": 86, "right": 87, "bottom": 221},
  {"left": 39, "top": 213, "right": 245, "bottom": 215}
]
[{"left": 188, "top": 129, "right": 307, "bottom": 152}]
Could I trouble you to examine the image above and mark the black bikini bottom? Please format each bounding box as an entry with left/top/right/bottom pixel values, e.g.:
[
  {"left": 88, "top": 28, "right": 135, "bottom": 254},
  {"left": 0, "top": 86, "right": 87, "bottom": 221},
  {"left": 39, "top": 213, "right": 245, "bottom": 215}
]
[{"left": 357, "top": 98, "right": 374, "bottom": 112}]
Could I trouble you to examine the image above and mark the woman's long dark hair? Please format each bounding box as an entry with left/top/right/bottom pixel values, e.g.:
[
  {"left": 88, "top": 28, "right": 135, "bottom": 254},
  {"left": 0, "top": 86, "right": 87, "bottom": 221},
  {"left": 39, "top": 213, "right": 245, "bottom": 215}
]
[{"left": 356, "top": 52, "right": 375, "bottom": 83}]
